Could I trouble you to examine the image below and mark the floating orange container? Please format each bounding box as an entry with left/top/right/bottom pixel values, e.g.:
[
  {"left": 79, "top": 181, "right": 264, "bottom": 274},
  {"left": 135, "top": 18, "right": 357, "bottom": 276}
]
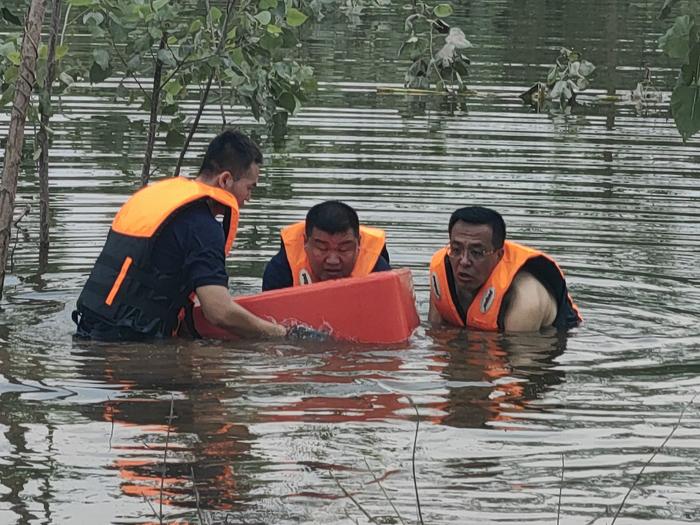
[{"left": 193, "top": 268, "right": 420, "bottom": 344}]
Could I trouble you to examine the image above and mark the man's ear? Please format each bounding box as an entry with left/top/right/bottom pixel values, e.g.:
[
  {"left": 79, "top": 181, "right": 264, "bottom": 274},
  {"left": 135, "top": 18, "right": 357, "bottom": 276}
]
[{"left": 217, "top": 170, "right": 232, "bottom": 188}]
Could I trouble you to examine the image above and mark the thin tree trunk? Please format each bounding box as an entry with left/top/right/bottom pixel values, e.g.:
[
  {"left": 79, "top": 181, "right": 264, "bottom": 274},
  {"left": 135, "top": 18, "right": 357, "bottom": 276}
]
[
  {"left": 37, "top": 0, "right": 62, "bottom": 271},
  {"left": 0, "top": 0, "right": 46, "bottom": 299},
  {"left": 173, "top": 0, "right": 236, "bottom": 177},
  {"left": 141, "top": 35, "right": 166, "bottom": 187}
]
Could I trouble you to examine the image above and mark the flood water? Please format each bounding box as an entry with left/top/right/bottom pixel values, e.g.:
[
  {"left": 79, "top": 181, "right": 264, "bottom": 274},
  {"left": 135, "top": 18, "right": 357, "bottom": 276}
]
[{"left": 1, "top": 1, "right": 699, "bottom": 524}]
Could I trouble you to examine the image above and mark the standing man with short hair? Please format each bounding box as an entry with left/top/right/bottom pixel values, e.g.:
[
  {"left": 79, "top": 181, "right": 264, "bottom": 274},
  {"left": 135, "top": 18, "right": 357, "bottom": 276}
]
[
  {"left": 428, "top": 206, "right": 581, "bottom": 332},
  {"left": 262, "top": 200, "right": 391, "bottom": 291},
  {"left": 73, "top": 129, "right": 287, "bottom": 341}
]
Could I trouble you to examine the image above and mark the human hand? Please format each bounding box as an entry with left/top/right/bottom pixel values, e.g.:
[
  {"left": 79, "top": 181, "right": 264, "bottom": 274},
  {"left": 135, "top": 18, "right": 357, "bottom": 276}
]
[{"left": 285, "top": 323, "right": 331, "bottom": 342}]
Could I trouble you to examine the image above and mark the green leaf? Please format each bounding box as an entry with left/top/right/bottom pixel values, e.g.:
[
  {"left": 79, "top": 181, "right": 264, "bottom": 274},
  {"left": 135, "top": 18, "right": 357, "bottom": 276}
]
[
  {"left": 286, "top": 7, "right": 308, "bottom": 27},
  {"left": 255, "top": 10, "right": 272, "bottom": 25},
  {"left": 89, "top": 61, "right": 111, "bottom": 83},
  {"left": 678, "top": 43, "right": 700, "bottom": 86},
  {"left": 67, "top": 0, "right": 93, "bottom": 6},
  {"left": 83, "top": 11, "right": 104, "bottom": 26},
  {"left": 1, "top": 7, "right": 22, "bottom": 26},
  {"left": 7, "top": 51, "right": 20, "bottom": 66},
  {"left": 55, "top": 45, "right": 69, "bottom": 61},
  {"left": 189, "top": 19, "right": 202, "bottom": 33},
  {"left": 165, "top": 128, "right": 185, "bottom": 147},
  {"left": 39, "top": 44, "right": 48, "bottom": 60},
  {"left": 0, "top": 41, "right": 15, "bottom": 58},
  {"left": 260, "top": 33, "right": 283, "bottom": 51},
  {"left": 659, "top": 0, "right": 681, "bottom": 20},
  {"left": 281, "top": 27, "right": 298, "bottom": 48},
  {"left": 277, "top": 91, "right": 297, "bottom": 113},
  {"left": 93, "top": 48, "right": 110, "bottom": 70},
  {"left": 59, "top": 72, "right": 74, "bottom": 86},
  {"left": 267, "top": 24, "right": 282, "bottom": 35},
  {"left": 163, "top": 80, "right": 182, "bottom": 96},
  {"left": 126, "top": 54, "right": 141, "bottom": 71},
  {"left": 433, "top": 3, "right": 453, "bottom": 18},
  {"left": 153, "top": 0, "right": 169, "bottom": 11},
  {"left": 209, "top": 6, "right": 222, "bottom": 24},
  {"left": 157, "top": 48, "right": 177, "bottom": 67},
  {"left": 659, "top": 15, "right": 693, "bottom": 63},
  {"left": 149, "top": 26, "right": 163, "bottom": 40},
  {"left": 260, "top": 0, "right": 278, "bottom": 9},
  {"left": 231, "top": 48, "right": 245, "bottom": 67},
  {"left": 671, "top": 85, "right": 700, "bottom": 141}
]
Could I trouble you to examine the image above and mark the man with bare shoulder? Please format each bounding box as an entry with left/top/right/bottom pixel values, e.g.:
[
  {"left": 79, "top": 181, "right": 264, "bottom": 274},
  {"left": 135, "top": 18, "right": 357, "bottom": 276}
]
[{"left": 428, "top": 206, "right": 581, "bottom": 332}]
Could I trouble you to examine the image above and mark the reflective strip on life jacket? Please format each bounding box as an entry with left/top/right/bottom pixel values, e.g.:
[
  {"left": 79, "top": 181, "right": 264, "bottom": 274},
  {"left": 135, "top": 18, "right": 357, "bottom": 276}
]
[
  {"left": 111, "top": 177, "right": 240, "bottom": 254},
  {"left": 280, "top": 221, "right": 387, "bottom": 286},
  {"left": 429, "top": 247, "right": 464, "bottom": 327}
]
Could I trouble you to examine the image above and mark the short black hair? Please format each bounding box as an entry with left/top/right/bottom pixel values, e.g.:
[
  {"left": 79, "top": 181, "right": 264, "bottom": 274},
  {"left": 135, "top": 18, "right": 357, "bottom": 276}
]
[
  {"left": 199, "top": 129, "right": 263, "bottom": 180},
  {"left": 448, "top": 206, "right": 506, "bottom": 248},
  {"left": 305, "top": 201, "right": 360, "bottom": 238}
]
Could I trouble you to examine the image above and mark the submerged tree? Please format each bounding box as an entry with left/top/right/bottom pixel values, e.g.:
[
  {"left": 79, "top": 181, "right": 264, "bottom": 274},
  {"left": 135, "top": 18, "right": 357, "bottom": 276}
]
[
  {"left": 76, "top": 0, "right": 318, "bottom": 184},
  {"left": 658, "top": 0, "right": 700, "bottom": 141},
  {"left": 0, "top": 0, "right": 46, "bottom": 299}
]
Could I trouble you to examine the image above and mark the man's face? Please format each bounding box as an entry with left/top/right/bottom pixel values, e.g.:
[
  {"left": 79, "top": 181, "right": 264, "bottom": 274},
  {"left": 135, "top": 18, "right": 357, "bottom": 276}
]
[
  {"left": 222, "top": 162, "right": 259, "bottom": 208},
  {"left": 447, "top": 220, "right": 503, "bottom": 295},
  {"left": 304, "top": 227, "right": 360, "bottom": 282}
]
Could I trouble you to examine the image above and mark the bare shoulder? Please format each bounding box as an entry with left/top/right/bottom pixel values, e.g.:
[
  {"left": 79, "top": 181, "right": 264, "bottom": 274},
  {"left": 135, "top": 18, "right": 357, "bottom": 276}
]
[{"left": 503, "top": 271, "right": 557, "bottom": 332}]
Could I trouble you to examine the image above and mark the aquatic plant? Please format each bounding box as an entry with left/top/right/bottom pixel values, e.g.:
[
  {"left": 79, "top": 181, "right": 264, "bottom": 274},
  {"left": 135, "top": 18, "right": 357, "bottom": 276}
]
[
  {"left": 400, "top": 1, "right": 471, "bottom": 92},
  {"left": 520, "top": 47, "right": 596, "bottom": 113}
]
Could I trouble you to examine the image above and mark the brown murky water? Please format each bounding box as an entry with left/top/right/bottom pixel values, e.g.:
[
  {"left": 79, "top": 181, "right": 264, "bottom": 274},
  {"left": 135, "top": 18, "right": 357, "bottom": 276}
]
[{"left": 1, "top": 1, "right": 699, "bottom": 523}]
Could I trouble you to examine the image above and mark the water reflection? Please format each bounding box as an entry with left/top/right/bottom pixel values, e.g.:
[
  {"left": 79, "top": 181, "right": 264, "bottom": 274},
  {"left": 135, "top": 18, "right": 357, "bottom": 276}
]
[
  {"left": 429, "top": 330, "right": 567, "bottom": 429},
  {"left": 74, "top": 341, "right": 254, "bottom": 516}
]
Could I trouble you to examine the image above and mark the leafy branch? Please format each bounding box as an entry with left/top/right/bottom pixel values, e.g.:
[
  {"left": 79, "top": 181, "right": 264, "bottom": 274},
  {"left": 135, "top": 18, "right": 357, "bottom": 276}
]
[{"left": 399, "top": 2, "right": 471, "bottom": 93}]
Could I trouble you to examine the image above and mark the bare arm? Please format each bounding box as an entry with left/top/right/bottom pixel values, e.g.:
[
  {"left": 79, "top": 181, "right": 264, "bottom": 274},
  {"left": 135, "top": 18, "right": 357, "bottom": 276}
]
[
  {"left": 503, "top": 271, "right": 557, "bottom": 332},
  {"left": 428, "top": 298, "right": 444, "bottom": 325},
  {"left": 196, "top": 284, "right": 287, "bottom": 338}
]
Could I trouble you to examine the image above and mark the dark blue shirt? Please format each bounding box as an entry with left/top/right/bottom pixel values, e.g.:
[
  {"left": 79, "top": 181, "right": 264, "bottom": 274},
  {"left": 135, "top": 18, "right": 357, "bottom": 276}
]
[
  {"left": 152, "top": 201, "right": 229, "bottom": 290},
  {"left": 262, "top": 243, "right": 391, "bottom": 291},
  {"left": 75, "top": 200, "right": 229, "bottom": 340}
]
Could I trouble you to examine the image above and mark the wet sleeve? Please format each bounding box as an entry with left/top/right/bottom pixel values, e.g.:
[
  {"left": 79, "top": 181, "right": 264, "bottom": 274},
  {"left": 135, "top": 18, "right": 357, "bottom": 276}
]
[
  {"left": 262, "top": 245, "right": 293, "bottom": 291},
  {"left": 185, "top": 216, "right": 229, "bottom": 290}
]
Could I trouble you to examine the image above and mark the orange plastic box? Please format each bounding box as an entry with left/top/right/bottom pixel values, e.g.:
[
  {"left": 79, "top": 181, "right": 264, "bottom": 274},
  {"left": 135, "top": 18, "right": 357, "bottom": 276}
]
[{"left": 193, "top": 268, "right": 420, "bottom": 344}]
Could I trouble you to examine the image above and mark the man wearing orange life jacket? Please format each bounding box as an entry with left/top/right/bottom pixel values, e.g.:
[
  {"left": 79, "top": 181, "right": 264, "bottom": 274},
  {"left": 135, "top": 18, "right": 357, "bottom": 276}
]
[
  {"left": 429, "top": 206, "right": 581, "bottom": 332},
  {"left": 262, "top": 201, "right": 391, "bottom": 290},
  {"left": 73, "top": 129, "right": 287, "bottom": 341}
]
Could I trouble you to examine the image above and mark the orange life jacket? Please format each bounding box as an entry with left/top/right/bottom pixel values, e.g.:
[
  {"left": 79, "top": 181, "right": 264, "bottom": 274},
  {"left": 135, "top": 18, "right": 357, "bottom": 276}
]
[
  {"left": 74, "top": 177, "right": 239, "bottom": 338},
  {"left": 280, "top": 221, "right": 387, "bottom": 286},
  {"left": 429, "top": 240, "right": 581, "bottom": 331}
]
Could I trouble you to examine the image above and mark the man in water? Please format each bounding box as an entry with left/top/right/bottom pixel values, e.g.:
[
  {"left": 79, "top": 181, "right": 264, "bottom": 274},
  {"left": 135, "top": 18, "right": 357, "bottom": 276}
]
[
  {"left": 428, "top": 206, "right": 581, "bottom": 332},
  {"left": 73, "top": 129, "right": 288, "bottom": 341},
  {"left": 262, "top": 200, "right": 391, "bottom": 290}
]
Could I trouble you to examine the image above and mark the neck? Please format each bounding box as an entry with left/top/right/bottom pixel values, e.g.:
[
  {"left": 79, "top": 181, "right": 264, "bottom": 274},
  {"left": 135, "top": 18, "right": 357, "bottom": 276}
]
[{"left": 456, "top": 287, "right": 475, "bottom": 311}]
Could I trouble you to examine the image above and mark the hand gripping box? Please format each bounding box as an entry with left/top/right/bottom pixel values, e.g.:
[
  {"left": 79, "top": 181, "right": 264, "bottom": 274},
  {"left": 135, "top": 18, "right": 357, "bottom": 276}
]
[{"left": 193, "top": 268, "right": 420, "bottom": 344}]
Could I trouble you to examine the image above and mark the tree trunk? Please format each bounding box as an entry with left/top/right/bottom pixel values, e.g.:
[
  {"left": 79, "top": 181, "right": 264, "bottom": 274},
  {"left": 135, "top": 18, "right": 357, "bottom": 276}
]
[
  {"left": 0, "top": 0, "right": 46, "bottom": 299},
  {"left": 140, "top": 35, "right": 166, "bottom": 187},
  {"left": 174, "top": 0, "right": 236, "bottom": 177},
  {"left": 37, "top": 0, "right": 62, "bottom": 271}
]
